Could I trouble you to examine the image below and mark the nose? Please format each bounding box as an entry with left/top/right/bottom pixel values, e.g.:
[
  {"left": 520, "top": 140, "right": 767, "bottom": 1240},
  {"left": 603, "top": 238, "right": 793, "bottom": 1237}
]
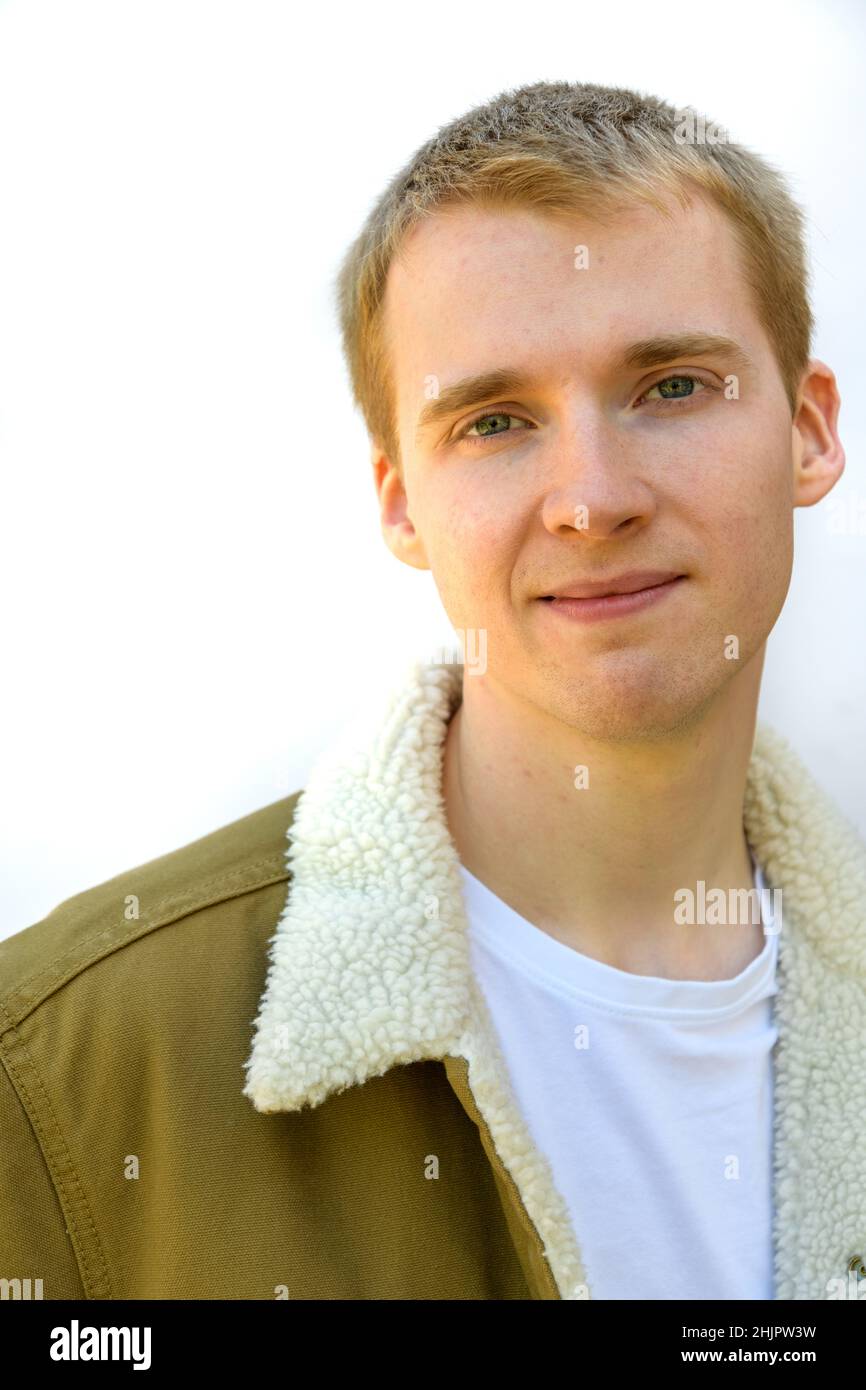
[{"left": 539, "top": 430, "right": 659, "bottom": 542}]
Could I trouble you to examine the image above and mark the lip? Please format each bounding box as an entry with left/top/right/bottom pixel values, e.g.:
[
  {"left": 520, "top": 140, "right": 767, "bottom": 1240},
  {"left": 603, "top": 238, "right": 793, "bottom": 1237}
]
[
  {"left": 538, "top": 575, "right": 686, "bottom": 623},
  {"left": 542, "top": 569, "right": 684, "bottom": 599}
]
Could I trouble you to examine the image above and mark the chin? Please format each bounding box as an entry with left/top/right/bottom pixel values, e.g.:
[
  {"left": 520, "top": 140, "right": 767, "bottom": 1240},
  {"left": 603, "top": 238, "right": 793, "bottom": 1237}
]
[
  {"left": 540, "top": 670, "right": 717, "bottom": 745},
  {"left": 574, "top": 704, "right": 710, "bottom": 745}
]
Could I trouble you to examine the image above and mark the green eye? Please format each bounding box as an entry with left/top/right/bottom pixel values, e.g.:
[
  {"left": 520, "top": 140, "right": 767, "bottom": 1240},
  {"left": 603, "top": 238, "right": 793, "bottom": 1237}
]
[
  {"left": 641, "top": 373, "right": 709, "bottom": 404},
  {"left": 460, "top": 412, "right": 532, "bottom": 444}
]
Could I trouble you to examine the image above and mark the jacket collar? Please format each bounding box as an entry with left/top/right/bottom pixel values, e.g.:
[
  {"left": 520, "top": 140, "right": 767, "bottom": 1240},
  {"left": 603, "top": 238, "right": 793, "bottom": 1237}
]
[{"left": 243, "top": 657, "right": 866, "bottom": 1300}]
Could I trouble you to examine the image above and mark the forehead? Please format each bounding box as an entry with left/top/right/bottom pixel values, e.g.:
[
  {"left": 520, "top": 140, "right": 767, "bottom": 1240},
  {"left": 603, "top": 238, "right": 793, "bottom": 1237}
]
[{"left": 381, "top": 195, "right": 766, "bottom": 419}]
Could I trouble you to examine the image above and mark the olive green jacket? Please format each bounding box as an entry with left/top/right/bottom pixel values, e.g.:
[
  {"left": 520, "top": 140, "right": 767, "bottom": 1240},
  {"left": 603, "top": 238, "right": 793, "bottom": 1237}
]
[{"left": 2, "top": 659, "right": 866, "bottom": 1300}]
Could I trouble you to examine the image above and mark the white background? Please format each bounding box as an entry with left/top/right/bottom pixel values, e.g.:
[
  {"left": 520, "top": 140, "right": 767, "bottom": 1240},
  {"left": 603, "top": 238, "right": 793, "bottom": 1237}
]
[{"left": 1, "top": 0, "right": 864, "bottom": 938}]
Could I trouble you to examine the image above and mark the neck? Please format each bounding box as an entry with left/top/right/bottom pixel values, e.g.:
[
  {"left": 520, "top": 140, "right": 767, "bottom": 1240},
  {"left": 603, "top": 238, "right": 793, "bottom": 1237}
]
[{"left": 442, "top": 652, "right": 767, "bottom": 981}]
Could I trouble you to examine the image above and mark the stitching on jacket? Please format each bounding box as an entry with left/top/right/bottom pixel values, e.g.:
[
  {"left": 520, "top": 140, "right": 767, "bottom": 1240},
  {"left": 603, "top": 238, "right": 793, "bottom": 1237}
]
[
  {"left": 0, "top": 1000, "right": 110, "bottom": 1300},
  {"left": 443, "top": 1054, "right": 559, "bottom": 1298},
  {"left": 2, "top": 854, "right": 291, "bottom": 1023}
]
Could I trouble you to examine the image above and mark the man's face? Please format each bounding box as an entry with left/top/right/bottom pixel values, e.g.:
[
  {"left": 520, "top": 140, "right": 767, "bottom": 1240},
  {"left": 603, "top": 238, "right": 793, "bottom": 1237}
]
[{"left": 377, "top": 196, "right": 801, "bottom": 741}]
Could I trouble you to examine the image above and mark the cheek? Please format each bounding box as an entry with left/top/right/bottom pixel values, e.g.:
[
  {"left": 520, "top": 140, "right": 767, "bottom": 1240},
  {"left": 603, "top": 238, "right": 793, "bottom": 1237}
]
[
  {"left": 683, "top": 445, "right": 794, "bottom": 632},
  {"left": 424, "top": 491, "right": 516, "bottom": 619},
  {"left": 679, "top": 412, "right": 793, "bottom": 546}
]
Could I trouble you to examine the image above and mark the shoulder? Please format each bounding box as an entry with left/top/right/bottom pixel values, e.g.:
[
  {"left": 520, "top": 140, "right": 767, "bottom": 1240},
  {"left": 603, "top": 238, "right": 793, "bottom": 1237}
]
[
  {"left": 0, "top": 790, "right": 303, "bottom": 1029},
  {"left": 0, "top": 790, "right": 303, "bottom": 1299}
]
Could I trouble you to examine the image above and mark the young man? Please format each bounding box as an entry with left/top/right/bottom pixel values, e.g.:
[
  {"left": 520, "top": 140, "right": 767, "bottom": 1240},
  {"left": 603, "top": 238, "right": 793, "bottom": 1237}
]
[{"left": 2, "top": 80, "right": 864, "bottom": 1303}]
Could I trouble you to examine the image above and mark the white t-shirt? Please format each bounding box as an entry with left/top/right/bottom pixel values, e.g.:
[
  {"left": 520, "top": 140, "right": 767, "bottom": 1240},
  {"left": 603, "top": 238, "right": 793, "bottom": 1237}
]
[{"left": 460, "top": 855, "right": 779, "bottom": 1300}]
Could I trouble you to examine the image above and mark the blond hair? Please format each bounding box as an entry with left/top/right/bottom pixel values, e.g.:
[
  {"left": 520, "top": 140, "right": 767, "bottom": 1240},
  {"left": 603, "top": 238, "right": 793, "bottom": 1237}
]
[{"left": 334, "top": 79, "right": 814, "bottom": 471}]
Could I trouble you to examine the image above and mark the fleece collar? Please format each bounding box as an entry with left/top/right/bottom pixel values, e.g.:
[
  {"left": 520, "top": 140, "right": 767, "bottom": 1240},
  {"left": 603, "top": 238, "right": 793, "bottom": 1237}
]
[{"left": 243, "top": 657, "right": 866, "bottom": 1300}]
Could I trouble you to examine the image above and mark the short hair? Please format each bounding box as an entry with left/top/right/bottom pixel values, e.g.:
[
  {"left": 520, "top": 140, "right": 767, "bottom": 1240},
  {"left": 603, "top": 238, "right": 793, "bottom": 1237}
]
[{"left": 334, "top": 79, "right": 814, "bottom": 473}]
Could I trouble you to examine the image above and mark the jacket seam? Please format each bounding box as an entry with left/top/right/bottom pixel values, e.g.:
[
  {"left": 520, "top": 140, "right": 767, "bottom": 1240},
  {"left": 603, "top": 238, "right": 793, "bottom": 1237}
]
[
  {"left": 0, "top": 1001, "right": 109, "bottom": 1299},
  {"left": 1, "top": 855, "right": 291, "bottom": 1026},
  {"left": 443, "top": 1054, "right": 560, "bottom": 1299}
]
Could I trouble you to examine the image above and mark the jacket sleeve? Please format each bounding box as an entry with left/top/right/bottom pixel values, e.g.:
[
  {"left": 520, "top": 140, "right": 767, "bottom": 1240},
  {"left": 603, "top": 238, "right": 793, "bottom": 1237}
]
[{"left": 0, "top": 1057, "right": 87, "bottom": 1299}]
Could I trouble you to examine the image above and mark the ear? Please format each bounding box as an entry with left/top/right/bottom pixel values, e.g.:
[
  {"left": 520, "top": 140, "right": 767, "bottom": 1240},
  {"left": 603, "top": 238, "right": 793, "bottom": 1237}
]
[
  {"left": 371, "top": 446, "right": 431, "bottom": 571},
  {"left": 791, "top": 359, "right": 846, "bottom": 507}
]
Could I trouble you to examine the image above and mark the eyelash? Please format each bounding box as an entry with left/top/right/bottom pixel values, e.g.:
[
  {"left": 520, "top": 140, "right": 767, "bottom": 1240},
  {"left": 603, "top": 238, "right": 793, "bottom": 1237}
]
[{"left": 454, "top": 373, "right": 714, "bottom": 446}]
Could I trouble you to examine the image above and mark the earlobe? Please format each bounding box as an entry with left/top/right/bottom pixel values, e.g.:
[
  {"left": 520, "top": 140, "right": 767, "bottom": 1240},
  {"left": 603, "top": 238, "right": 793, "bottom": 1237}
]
[
  {"left": 380, "top": 516, "right": 431, "bottom": 571},
  {"left": 371, "top": 447, "right": 431, "bottom": 571},
  {"left": 791, "top": 360, "right": 846, "bottom": 508}
]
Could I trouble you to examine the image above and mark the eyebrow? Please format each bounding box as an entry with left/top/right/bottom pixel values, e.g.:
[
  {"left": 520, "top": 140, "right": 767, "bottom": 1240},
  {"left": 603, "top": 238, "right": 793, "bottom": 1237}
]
[{"left": 414, "top": 334, "right": 755, "bottom": 439}]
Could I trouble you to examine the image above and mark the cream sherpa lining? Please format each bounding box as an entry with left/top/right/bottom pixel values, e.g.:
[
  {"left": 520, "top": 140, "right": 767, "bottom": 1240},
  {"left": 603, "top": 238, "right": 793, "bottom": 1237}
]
[{"left": 243, "top": 657, "right": 866, "bottom": 1301}]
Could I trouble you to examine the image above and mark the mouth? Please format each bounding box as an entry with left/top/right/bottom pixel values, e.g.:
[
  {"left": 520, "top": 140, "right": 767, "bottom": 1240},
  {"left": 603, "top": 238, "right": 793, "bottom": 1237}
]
[{"left": 538, "top": 575, "right": 686, "bottom": 623}]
